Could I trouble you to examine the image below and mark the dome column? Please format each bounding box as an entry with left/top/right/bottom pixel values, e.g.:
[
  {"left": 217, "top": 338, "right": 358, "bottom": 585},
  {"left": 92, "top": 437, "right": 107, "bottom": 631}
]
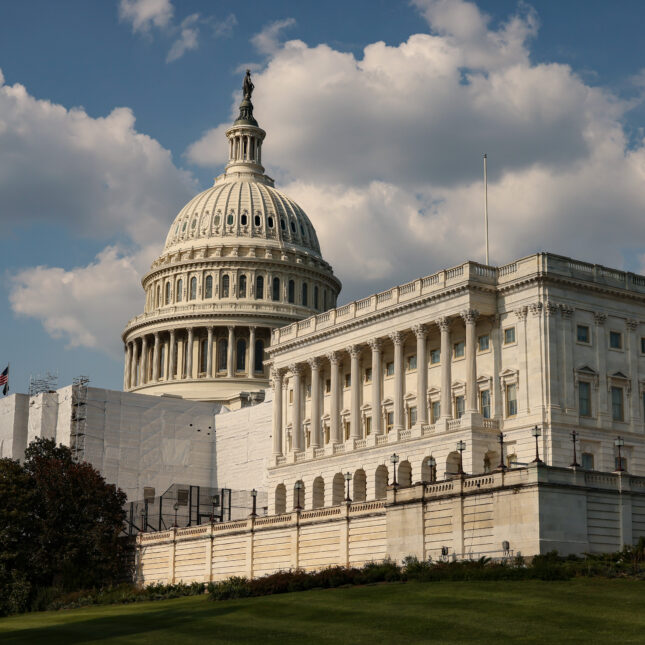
[
  {"left": 186, "top": 328, "right": 194, "bottom": 379},
  {"left": 248, "top": 326, "right": 256, "bottom": 378},
  {"left": 227, "top": 326, "right": 235, "bottom": 377},
  {"left": 206, "top": 326, "right": 214, "bottom": 377},
  {"left": 131, "top": 340, "right": 139, "bottom": 387},
  {"left": 141, "top": 336, "right": 148, "bottom": 384},
  {"left": 152, "top": 333, "right": 160, "bottom": 382},
  {"left": 124, "top": 343, "right": 131, "bottom": 390},
  {"left": 168, "top": 330, "right": 176, "bottom": 380}
]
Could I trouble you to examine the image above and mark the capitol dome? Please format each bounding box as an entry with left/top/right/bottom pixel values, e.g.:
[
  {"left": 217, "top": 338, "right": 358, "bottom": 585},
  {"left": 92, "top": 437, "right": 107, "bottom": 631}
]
[{"left": 121, "top": 72, "right": 341, "bottom": 406}]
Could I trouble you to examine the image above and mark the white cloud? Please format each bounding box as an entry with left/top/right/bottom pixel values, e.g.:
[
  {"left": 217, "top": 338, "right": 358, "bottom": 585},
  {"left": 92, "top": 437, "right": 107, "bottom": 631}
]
[
  {"left": 251, "top": 18, "right": 296, "bottom": 55},
  {"left": 186, "top": 0, "right": 645, "bottom": 302},
  {"left": 119, "top": 0, "right": 173, "bottom": 34},
  {"left": 212, "top": 13, "right": 237, "bottom": 39},
  {"left": 167, "top": 13, "right": 200, "bottom": 63}
]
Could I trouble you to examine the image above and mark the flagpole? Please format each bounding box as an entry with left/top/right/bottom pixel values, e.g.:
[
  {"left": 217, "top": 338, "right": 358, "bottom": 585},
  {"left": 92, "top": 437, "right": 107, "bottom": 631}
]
[{"left": 484, "top": 153, "right": 489, "bottom": 265}]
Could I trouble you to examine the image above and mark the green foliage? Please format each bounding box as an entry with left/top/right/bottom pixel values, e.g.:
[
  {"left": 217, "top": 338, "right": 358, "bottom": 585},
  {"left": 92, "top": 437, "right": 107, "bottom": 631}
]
[{"left": 0, "top": 438, "right": 132, "bottom": 616}]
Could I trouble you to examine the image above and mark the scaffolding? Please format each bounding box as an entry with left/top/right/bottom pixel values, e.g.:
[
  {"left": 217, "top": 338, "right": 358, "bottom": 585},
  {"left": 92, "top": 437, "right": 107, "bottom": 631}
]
[
  {"left": 70, "top": 375, "right": 89, "bottom": 461},
  {"left": 28, "top": 371, "right": 58, "bottom": 396}
]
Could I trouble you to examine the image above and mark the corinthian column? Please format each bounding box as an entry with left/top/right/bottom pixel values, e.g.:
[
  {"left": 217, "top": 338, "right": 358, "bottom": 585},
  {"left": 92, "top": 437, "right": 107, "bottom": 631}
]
[
  {"left": 152, "top": 332, "right": 160, "bottom": 382},
  {"left": 248, "top": 326, "right": 256, "bottom": 377},
  {"left": 272, "top": 369, "right": 283, "bottom": 456},
  {"left": 141, "top": 336, "right": 148, "bottom": 384},
  {"left": 412, "top": 325, "right": 428, "bottom": 425},
  {"left": 437, "top": 318, "right": 452, "bottom": 419},
  {"left": 185, "top": 328, "right": 194, "bottom": 379},
  {"left": 368, "top": 339, "right": 383, "bottom": 435},
  {"left": 206, "top": 326, "right": 214, "bottom": 377},
  {"left": 462, "top": 309, "right": 479, "bottom": 412},
  {"left": 327, "top": 351, "right": 341, "bottom": 444},
  {"left": 168, "top": 330, "right": 176, "bottom": 380},
  {"left": 124, "top": 343, "right": 131, "bottom": 390},
  {"left": 347, "top": 345, "right": 362, "bottom": 439},
  {"left": 308, "top": 357, "right": 321, "bottom": 448},
  {"left": 227, "top": 325, "right": 235, "bottom": 377},
  {"left": 131, "top": 340, "right": 139, "bottom": 387},
  {"left": 389, "top": 331, "right": 405, "bottom": 431},
  {"left": 291, "top": 364, "right": 303, "bottom": 452}
]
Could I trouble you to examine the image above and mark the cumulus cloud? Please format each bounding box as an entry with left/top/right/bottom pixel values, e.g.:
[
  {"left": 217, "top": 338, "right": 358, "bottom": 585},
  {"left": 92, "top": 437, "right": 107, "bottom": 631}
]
[
  {"left": 119, "top": 0, "right": 173, "bottom": 34},
  {"left": 251, "top": 18, "right": 296, "bottom": 55},
  {"left": 167, "top": 13, "right": 200, "bottom": 63},
  {"left": 186, "top": 0, "right": 645, "bottom": 302}
]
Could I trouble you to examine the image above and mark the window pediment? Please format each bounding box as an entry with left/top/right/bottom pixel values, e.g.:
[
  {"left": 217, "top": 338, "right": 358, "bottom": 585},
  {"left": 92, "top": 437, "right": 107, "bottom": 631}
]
[
  {"left": 574, "top": 365, "right": 599, "bottom": 389},
  {"left": 499, "top": 368, "right": 519, "bottom": 387}
]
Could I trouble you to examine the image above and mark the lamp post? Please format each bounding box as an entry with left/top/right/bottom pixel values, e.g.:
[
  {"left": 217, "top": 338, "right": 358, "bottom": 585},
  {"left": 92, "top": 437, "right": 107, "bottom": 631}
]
[
  {"left": 614, "top": 436, "right": 625, "bottom": 472},
  {"left": 173, "top": 501, "right": 179, "bottom": 528},
  {"left": 531, "top": 426, "right": 543, "bottom": 464},
  {"left": 294, "top": 480, "right": 303, "bottom": 511},
  {"left": 427, "top": 456, "right": 437, "bottom": 483},
  {"left": 344, "top": 471, "right": 352, "bottom": 503},
  {"left": 390, "top": 453, "right": 399, "bottom": 487},
  {"left": 570, "top": 430, "right": 580, "bottom": 468},
  {"left": 456, "top": 440, "right": 466, "bottom": 475},
  {"left": 250, "top": 488, "right": 258, "bottom": 517},
  {"left": 497, "top": 432, "right": 506, "bottom": 471}
]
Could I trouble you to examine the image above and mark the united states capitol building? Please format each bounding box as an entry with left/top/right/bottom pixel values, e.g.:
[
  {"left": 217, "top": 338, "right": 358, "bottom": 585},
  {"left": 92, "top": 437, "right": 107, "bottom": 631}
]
[{"left": 2, "top": 75, "right": 645, "bottom": 581}]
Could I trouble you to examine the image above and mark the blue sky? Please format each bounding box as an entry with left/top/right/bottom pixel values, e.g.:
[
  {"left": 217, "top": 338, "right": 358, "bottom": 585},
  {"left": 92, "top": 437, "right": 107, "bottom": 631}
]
[{"left": 1, "top": 0, "right": 645, "bottom": 394}]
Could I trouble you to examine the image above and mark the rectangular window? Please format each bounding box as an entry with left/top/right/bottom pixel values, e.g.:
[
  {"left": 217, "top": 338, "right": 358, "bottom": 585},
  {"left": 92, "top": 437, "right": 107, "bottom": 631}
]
[
  {"left": 641, "top": 337, "right": 645, "bottom": 354},
  {"left": 478, "top": 335, "right": 490, "bottom": 351},
  {"left": 430, "top": 349, "right": 440, "bottom": 364},
  {"left": 581, "top": 453, "right": 594, "bottom": 470},
  {"left": 453, "top": 341, "right": 465, "bottom": 358},
  {"left": 609, "top": 331, "right": 623, "bottom": 349},
  {"left": 611, "top": 386, "right": 624, "bottom": 421},
  {"left": 455, "top": 395, "right": 465, "bottom": 419},
  {"left": 480, "top": 389, "right": 491, "bottom": 419},
  {"left": 325, "top": 379, "right": 331, "bottom": 393},
  {"left": 386, "top": 362, "right": 395, "bottom": 376},
  {"left": 344, "top": 373, "right": 351, "bottom": 388},
  {"left": 408, "top": 406, "right": 417, "bottom": 428},
  {"left": 506, "top": 383, "right": 517, "bottom": 417},
  {"left": 365, "top": 416, "right": 372, "bottom": 436},
  {"left": 504, "top": 327, "right": 516, "bottom": 345},
  {"left": 577, "top": 325, "right": 590, "bottom": 344},
  {"left": 579, "top": 381, "right": 591, "bottom": 417},
  {"left": 386, "top": 411, "right": 394, "bottom": 432},
  {"left": 431, "top": 401, "right": 441, "bottom": 423},
  {"left": 407, "top": 355, "right": 417, "bottom": 370},
  {"left": 364, "top": 367, "right": 372, "bottom": 383}
]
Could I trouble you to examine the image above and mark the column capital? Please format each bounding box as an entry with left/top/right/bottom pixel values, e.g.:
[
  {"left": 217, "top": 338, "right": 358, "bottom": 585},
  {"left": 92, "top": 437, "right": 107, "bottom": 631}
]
[
  {"left": 436, "top": 317, "right": 451, "bottom": 332},
  {"left": 460, "top": 309, "right": 479, "bottom": 325},
  {"left": 270, "top": 367, "right": 284, "bottom": 383},
  {"left": 169, "top": 328, "right": 176, "bottom": 337},
  {"left": 368, "top": 338, "right": 382, "bottom": 352},
  {"left": 289, "top": 363, "right": 304, "bottom": 377},
  {"left": 626, "top": 319, "right": 639, "bottom": 332},
  {"left": 227, "top": 325, "right": 235, "bottom": 333},
  {"left": 307, "top": 357, "right": 321, "bottom": 370},
  {"left": 346, "top": 344, "right": 361, "bottom": 358},
  {"left": 326, "top": 351, "right": 340, "bottom": 365},
  {"left": 514, "top": 306, "right": 528, "bottom": 321},
  {"left": 153, "top": 331, "right": 160, "bottom": 339},
  {"left": 412, "top": 324, "right": 427, "bottom": 339},
  {"left": 529, "top": 301, "right": 543, "bottom": 317},
  {"left": 544, "top": 301, "right": 558, "bottom": 317},
  {"left": 559, "top": 304, "right": 574, "bottom": 319},
  {"left": 593, "top": 312, "right": 607, "bottom": 326},
  {"left": 207, "top": 325, "right": 215, "bottom": 333},
  {"left": 389, "top": 330, "right": 404, "bottom": 346},
  {"left": 248, "top": 325, "right": 256, "bottom": 333}
]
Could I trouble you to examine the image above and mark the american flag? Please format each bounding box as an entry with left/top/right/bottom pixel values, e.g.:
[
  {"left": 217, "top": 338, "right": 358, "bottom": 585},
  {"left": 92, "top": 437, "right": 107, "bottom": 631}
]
[{"left": 0, "top": 365, "right": 8, "bottom": 395}]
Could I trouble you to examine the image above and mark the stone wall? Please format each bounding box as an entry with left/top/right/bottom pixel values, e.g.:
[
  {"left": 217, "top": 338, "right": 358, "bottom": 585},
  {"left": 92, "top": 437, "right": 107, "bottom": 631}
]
[{"left": 136, "top": 464, "right": 645, "bottom": 585}]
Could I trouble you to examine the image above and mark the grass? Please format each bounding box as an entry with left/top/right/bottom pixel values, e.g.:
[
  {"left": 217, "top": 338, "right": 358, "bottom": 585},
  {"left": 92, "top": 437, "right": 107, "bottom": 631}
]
[{"left": 0, "top": 579, "right": 644, "bottom": 644}]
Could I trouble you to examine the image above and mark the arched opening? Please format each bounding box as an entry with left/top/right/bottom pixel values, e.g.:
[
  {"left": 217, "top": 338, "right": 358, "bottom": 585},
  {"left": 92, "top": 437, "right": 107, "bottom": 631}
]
[
  {"left": 255, "top": 275, "right": 264, "bottom": 299},
  {"left": 332, "top": 473, "right": 345, "bottom": 505},
  {"left": 398, "top": 460, "right": 412, "bottom": 487},
  {"left": 199, "top": 338, "right": 208, "bottom": 374},
  {"left": 314, "top": 285, "right": 319, "bottom": 309},
  {"left": 275, "top": 484, "right": 286, "bottom": 515},
  {"left": 446, "top": 452, "right": 460, "bottom": 479},
  {"left": 221, "top": 274, "right": 230, "bottom": 298},
  {"left": 254, "top": 340, "right": 264, "bottom": 373},
  {"left": 272, "top": 277, "right": 280, "bottom": 301},
  {"left": 239, "top": 274, "right": 247, "bottom": 298},
  {"left": 288, "top": 280, "right": 295, "bottom": 304},
  {"left": 190, "top": 277, "right": 197, "bottom": 300},
  {"left": 293, "top": 480, "right": 305, "bottom": 510},
  {"left": 353, "top": 469, "right": 367, "bottom": 502},
  {"left": 165, "top": 281, "right": 171, "bottom": 304},
  {"left": 217, "top": 339, "right": 227, "bottom": 372},
  {"left": 301, "top": 282, "right": 308, "bottom": 306},
  {"left": 312, "top": 476, "right": 325, "bottom": 509},
  {"left": 236, "top": 339, "right": 246, "bottom": 372},
  {"left": 176, "top": 278, "right": 183, "bottom": 302},
  {"left": 159, "top": 343, "right": 166, "bottom": 379},
  {"left": 421, "top": 456, "right": 437, "bottom": 483},
  {"left": 205, "top": 275, "right": 213, "bottom": 299},
  {"left": 375, "top": 465, "right": 389, "bottom": 500},
  {"left": 483, "top": 450, "right": 498, "bottom": 473}
]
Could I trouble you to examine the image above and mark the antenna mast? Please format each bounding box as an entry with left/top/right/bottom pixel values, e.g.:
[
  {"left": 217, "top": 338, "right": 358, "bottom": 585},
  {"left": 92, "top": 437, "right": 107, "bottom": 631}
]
[{"left": 484, "top": 153, "right": 490, "bottom": 265}]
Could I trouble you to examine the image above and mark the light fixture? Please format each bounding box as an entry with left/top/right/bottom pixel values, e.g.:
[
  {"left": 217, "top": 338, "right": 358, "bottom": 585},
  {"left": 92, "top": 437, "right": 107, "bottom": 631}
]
[
  {"left": 344, "top": 471, "right": 352, "bottom": 503},
  {"left": 531, "top": 426, "right": 543, "bottom": 464}
]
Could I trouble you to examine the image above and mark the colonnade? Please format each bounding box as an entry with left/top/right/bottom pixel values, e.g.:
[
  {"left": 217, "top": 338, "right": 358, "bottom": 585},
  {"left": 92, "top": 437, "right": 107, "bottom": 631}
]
[
  {"left": 272, "top": 310, "right": 488, "bottom": 457},
  {"left": 229, "top": 132, "right": 262, "bottom": 165},
  {"left": 124, "top": 324, "right": 268, "bottom": 389}
]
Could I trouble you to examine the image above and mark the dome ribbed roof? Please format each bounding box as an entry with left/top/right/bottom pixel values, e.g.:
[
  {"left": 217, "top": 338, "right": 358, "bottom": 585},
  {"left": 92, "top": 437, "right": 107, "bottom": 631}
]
[{"left": 163, "top": 178, "right": 321, "bottom": 256}]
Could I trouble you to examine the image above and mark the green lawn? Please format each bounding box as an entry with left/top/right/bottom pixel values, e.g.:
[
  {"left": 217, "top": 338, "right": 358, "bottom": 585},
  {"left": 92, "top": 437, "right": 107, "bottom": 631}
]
[{"left": 0, "top": 579, "right": 643, "bottom": 644}]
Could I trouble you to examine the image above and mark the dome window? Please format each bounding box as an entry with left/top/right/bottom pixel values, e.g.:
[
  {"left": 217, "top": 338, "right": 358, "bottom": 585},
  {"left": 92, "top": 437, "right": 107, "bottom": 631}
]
[
  {"left": 176, "top": 279, "right": 183, "bottom": 302},
  {"left": 254, "top": 214, "right": 261, "bottom": 227},
  {"left": 236, "top": 339, "right": 246, "bottom": 372},
  {"left": 300, "top": 224, "right": 305, "bottom": 236},
  {"left": 214, "top": 215, "right": 221, "bottom": 226},
  {"left": 221, "top": 274, "right": 230, "bottom": 298},
  {"left": 272, "top": 277, "right": 280, "bottom": 301},
  {"left": 314, "top": 285, "right": 319, "bottom": 310},
  {"left": 189, "top": 277, "right": 197, "bottom": 300},
  {"left": 302, "top": 282, "right": 308, "bottom": 306},
  {"left": 165, "top": 282, "right": 171, "bottom": 305},
  {"left": 288, "top": 280, "right": 295, "bottom": 304},
  {"left": 191, "top": 219, "right": 197, "bottom": 228},
  {"left": 205, "top": 275, "right": 213, "bottom": 299},
  {"left": 290, "top": 221, "right": 296, "bottom": 234},
  {"left": 241, "top": 213, "right": 248, "bottom": 226},
  {"left": 268, "top": 217, "right": 274, "bottom": 228},
  {"left": 254, "top": 340, "right": 264, "bottom": 373},
  {"left": 255, "top": 275, "right": 264, "bottom": 299},
  {"left": 182, "top": 222, "right": 187, "bottom": 232},
  {"left": 227, "top": 213, "right": 234, "bottom": 226},
  {"left": 239, "top": 274, "right": 247, "bottom": 298},
  {"left": 280, "top": 218, "right": 286, "bottom": 231}
]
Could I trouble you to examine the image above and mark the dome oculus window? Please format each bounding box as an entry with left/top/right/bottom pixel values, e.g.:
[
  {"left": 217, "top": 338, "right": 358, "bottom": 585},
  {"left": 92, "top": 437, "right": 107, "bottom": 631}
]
[
  {"left": 290, "top": 221, "right": 296, "bottom": 233},
  {"left": 280, "top": 218, "right": 286, "bottom": 231},
  {"left": 241, "top": 213, "right": 248, "bottom": 226},
  {"left": 254, "top": 214, "right": 261, "bottom": 226},
  {"left": 227, "top": 213, "right": 234, "bottom": 226},
  {"left": 214, "top": 215, "right": 221, "bottom": 226},
  {"left": 268, "top": 216, "right": 274, "bottom": 228}
]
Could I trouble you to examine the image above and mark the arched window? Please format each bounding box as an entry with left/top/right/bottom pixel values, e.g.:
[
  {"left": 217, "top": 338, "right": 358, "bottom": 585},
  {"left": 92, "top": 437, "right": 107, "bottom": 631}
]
[
  {"left": 227, "top": 213, "right": 234, "bottom": 225},
  {"left": 217, "top": 339, "right": 228, "bottom": 372},
  {"left": 280, "top": 218, "right": 286, "bottom": 231},
  {"left": 375, "top": 465, "right": 389, "bottom": 500},
  {"left": 272, "top": 277, "right": 280, "bottom": 301},
  {"left": 314, "top": 285, "right": 319, "bottom": 310},
  {"left": 323, "top": 290, "right": 327, "bottom": 310},
  {"left": 293, "top": 480, "right": 305, "bottom": 510},
  {"left": 332, "top": 473, "right": 345, "bottom": 505},
  {"left": 268, "top": 216, "right": 274, "bottom": 228},
  {"left": 290, "top": 221, "right": 296, "bottom": 233},
  {"left": 221, "top": 274, "right": 230, "bottom": 298},
  {"left": 275, "top": 484, "right": 286, "bottom": 515},
  {"left": 446, "top": 452, "right": 460, "bottom": 479},
  {"left": 236, "top": 338, "right": 246, "bottom": 372},
  {"left": 190, "top": 277, "right": 197, "bottom": 300},
  {"left": 176, "top": 279, "right": 183, "bottom": 302},
  {"left": 159, "top": 343, "right": 166, "bottom": 379},
  {"left": 422, "top": 456, "right": 438, "bottom": 482},
  {"left": 205, "top": 275, "right": 213, "bottom": 299},
  {"left": 239, "top": 274, "right": 247, "bottom": 298},
  {"left": 241, "top": 213, "right": 248, "bottom": 226},
  {"left": 199, "top": 339, "right": 208, "bottom": 374},
  {"left": 288, "top": 280, "right": 295, "bottom": 304},
  {"left": 353, "top": 469, "right": 367, "bottom": 502},
  {"left": 254, "top": 340, "right": 264, "bottom": 373},
  {"left": 255, "top": 275, "right": 264, "bottom": 299},
  {"left": 254, "top": 214, "right": 261, "bottom": 226},
  {"left": 312, "top": 477, "right": 325, "bottom": 509},
  {"left": 301, "top": 282, "right": 308, "bottom": 306},
  {"left": 165, "top": 282, "right": 171, "bottom": 304},
  {"left": 398, "top": 461, "right": 412, "bottom": 488}
]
